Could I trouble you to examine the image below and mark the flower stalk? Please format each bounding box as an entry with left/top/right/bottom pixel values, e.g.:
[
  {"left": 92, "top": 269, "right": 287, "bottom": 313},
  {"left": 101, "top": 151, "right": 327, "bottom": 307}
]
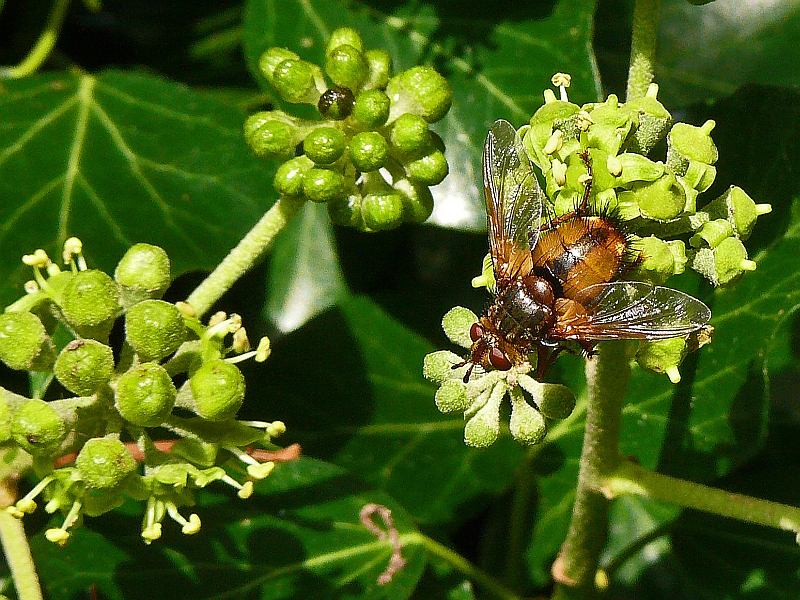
[{"left": 626, "top": 0, "right": 662, "bottom": 100}]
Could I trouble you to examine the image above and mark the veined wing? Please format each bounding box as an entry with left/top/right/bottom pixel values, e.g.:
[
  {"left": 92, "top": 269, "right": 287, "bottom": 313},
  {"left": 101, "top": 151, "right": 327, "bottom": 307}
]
[
  {"left": 558, "top": 281, "right": 711, "bottom": 341},
  {"left": 483, "top": 119, "right": 544, "bottom": 282}
]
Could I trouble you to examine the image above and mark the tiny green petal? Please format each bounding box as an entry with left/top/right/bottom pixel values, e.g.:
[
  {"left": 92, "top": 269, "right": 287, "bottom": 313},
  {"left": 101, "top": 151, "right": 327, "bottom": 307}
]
[
  {"left": 464, "top": 381, "right": 505, "bottom": 448},
  {"left": 441, "top": 306, "right": 477, "bottom": 348},
  {"left": 423, "top": 350, "right": 463, "bottom": 384},
  {"left": 509, "top": 390, "right": 546, "bottom": 446},
  {"left": 517, "top": 375, "right": 576, "bottom": 420},
  {"left": 435, "top": 379, "right": 469, "bottom": 413},
  {"left": 689, "top": 219, "right": 734, "bottom": 249},
  {"left": 326, "top": 27, "right": 365, "bottom": 55}
]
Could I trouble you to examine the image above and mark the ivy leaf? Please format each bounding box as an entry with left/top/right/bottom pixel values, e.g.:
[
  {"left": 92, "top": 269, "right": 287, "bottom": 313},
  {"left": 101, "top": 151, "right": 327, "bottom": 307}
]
[
  {"left": 33, "top": 456, "right": 426, "bottom": 600},
  {"left": 0, "top": 70, "right": 275, "bottom": 308}
]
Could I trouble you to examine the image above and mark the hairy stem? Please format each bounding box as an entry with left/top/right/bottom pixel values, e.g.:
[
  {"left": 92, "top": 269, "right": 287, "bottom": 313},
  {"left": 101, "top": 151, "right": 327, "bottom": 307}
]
[
  {"left": 552, "top": 343, "right": 630, "bottom": 599},
  {"left": 0, "top": 0, "right": 72, "bottom": 79},
  {"left": 185, "top": 196, "right": 306, "bottom": 318},
  {"left": 0, "top": 480, "right": 43, "bottom": 600},
  {"left": 605, "top": 460, "right": 800, "bottom": 538},
  {"left": 626, "top": 0, "right": 662, "bottom": 100}
]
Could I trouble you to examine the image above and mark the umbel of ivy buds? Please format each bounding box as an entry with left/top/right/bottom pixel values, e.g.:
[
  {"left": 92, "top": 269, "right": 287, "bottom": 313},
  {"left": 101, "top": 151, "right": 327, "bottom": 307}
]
[
  {"left": 2, "top": 239, "right": 288, "bottom": 545},
  {"left": 246, "top": 27, "right": 453, "bottom": 232}
]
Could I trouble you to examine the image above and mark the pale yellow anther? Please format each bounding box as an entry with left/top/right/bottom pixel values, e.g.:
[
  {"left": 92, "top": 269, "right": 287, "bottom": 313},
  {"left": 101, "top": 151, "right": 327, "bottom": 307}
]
[
  {"left": 22, "top": 249, "right": 50, "bottom": 268},
  {"left": 62, "top": 237, "right": 83, "bottom": 264},
  {"left": 182, "top": 514, "right": 201, "bottom": 535},
  {"left": 6, "top": 506, "right": 24, "bottom": 519},
  {"left": 551, "top": 72, "right": 572, "bottom": 88},
  {"left": 17, "top": 498, "right": 37, "bottom": 514},
  {"left": 255, "top": 337, "right": 272, "bottom": 362},
  {"left": 247, "top": 461, "right": 275, "bottom": 480},
  {"left": 227, "top": 313, "right": 242, "bottom": 333},
  {"left": 578, "top": 173, "right": 593, "bottom": 186},
  {"left": 576, "top": 110, "right": 595, "bottom": 131},
  {"left": 175, "top": 301, "right": 196, "bottom": 318},
  {"left": 606, "top": 154, "right": 623, "bottom": 177},
  {"left": 142, "top": 523, "right": 162, "bottom": 542},
  {"left": 646, "top": 83, "right": 660, "bottom": 98},
  {"left": 543, "top": 130, "right": 564, "bottom": 156},
  {"left": 233, "top": 327, "right": 250, "bottom": 353},
  {"left": 552, "top": 159, "right": 567, "bottom": 187},
  {"left": 208, "top": 311, "right": 227, "bottom": 327},
  {"left": 740, "top": 259, "right": 757, "bottom": 271},
  {"left": 237, "top": 481, "right": 255, "bottom": 499},
  {"left": 24, "top": 281, "right": 39, "bottom": 294},
  {"left": 756, "top": 204, "right": 772, "bottom": 215},
  {"left": 45, "top": 528, "right": 70, "bottom": 545},
  {"left": 666, "top": 366, "right": 681, "bottom": 384},
  {"left": 267, "top": 420, "right": 286, "bottom": 437}
]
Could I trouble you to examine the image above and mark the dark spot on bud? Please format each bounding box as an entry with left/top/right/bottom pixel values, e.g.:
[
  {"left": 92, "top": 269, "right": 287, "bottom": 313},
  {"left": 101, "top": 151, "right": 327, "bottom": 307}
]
[
  {"left": 27, "top": 435, "right": 39, "bottom": 444},
  {"left": 66, "top": 340, "right": 85, "bottom": 351},
  {"left": 318, "top": 87, "right": 355, "bottom": 120}
]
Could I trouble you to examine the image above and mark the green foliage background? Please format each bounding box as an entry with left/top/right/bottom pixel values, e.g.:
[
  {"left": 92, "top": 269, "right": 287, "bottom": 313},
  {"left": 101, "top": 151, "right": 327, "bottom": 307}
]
[{"left": 1, "top": 0, "right": 800, "bottom": 598}]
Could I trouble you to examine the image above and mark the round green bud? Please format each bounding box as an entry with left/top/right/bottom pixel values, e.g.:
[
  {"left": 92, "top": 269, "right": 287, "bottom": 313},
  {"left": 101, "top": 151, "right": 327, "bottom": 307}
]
[
  {"left": 190, "top": 359, "right": 245, "bottom": 421},
  {"left": 635, "top": 338, "right": 688, "bottom": 384},
  {"left": 0, "top": 311, "right": 52, "bottom": 371},
  {"left": 327, "top": 193, "right": 364, "bottom": 228},
  {"left": 390, "top": 113, "right": 431, "bottom": 157},
  {"left": 258, "top": 47, "right": 300, "bottom": 82},
  {"left": 407, "top": 148, "right": 448, "bottom": 185},
  {"left": 386, "top": 66, "right": 452, "bottom": 123},
  {"left": 303, "top": 168, "right": 346, "bottom": 203},
  {"left": 54, "top": 339, "right": 114, "bottom": 395},
  {"left": 435, "top": 379, "right": 469, "bottom": 413},
  {"left": 668, "top": 121, "right": 718, "bottom": 166},
  {"left": 362, "top": 191, "right": 404, "bottom": 230},
  {"left": 304, "top": 126, "right": 346, "bottom": 166},
  {"left": 244, "top": 112, "right": 299, "bottom": 161},
  {"left": 76, "top": 437, "right": 136, "bottom": 490},
  {"left": 509, "top": 394, "right": 546, "bottom": 446},
  {"left": 441, "top": 306, "right": 478, "bottom": 349},
  {"left": 349, "top": 131, "right": 388, "bottom": 172},
  {"left": 394, "top": 177, "right": 434, "bottom": 223},
  {"left": 272, "top": 59, "right": 323, "bottom": 104},
  {"left": 713, "top": 237, "right": 756, "bottom": 286},
  {"left": 351, "top": 89, "right": 391, "bottom": 129},
  {"left": 702, "top": 186, "right": 772, "bottom": 240},
  {"left": 317, "top": 87, "right": 355, "bottom": 120},
  {"left": 114, "top": 243, "right": 171, "bottom": 306},
  {"left": 325, "top": 44, "right": 369, "bottom": 91},
  {"left": 326, "top": 27, "right": 365, "bottom": 56},
  {"left": 273, "top": 155, "right": 314, "bottom": 197},
  {"left": 60, "top": 270, "right": 121, "bottom": 340},
  {"left": 125, "top": 300, "right": 185, "bottom": 362},
  {"left": 363, "top": 49, "right": 392, "bottom": 90},
  {"left": 11, "top": 399, "right": 66, "bottom": 457},
  {"left": 115, "top": 362, "right": 176, "bottom": 427}
]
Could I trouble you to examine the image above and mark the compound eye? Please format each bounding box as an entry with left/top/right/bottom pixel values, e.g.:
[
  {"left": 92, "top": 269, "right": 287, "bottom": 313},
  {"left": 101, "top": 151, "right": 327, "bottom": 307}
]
[
  {"left": 469, "top": 322, "right": 485, "bottom": 342},
  {"left": 489, "top": 348, "right": 512, "bottom": 370}
]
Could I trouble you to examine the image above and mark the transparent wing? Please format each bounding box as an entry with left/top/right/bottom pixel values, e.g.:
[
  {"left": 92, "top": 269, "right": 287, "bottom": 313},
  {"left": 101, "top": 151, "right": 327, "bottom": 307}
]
[
  {"left": 559, "top": 281, "right": 711, "bottom": 341},
  {"left": 483, "top": 119, "right": 544, "bottom": 282}
]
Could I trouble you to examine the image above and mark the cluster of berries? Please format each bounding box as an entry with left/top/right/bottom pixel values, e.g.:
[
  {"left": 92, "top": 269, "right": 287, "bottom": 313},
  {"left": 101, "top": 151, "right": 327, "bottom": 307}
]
[
  {"left": 244, "top": 27, "right": 452, "bottom": 231},
  {"left": 0, "top": 240, "right": 282, "bottom": 544}
]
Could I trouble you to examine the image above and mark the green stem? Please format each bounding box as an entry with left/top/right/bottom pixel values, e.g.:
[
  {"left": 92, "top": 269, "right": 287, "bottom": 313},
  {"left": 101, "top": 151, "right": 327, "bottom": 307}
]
[
  {"left": 503, "top": 447, "right": 541, "bottom": 590},
  {"left": 413, "top": 533, "right": 523, "bottom": 600},
  {"left": 626, "top": 0, "right": 662, "bottom": 100},
  {"left": 0, "top": 0, "right": 72, "bottom": 79},
  {"left": 605, "top": 460, "right": 800, "bottom": 538},
  {"left": 185, "top": 196, "right": 306, "bottom": 319},
  {"left": 0, "top": 481, "right": 43, "bottom": 600},
  {"left": 552, "top": 343, "right": 630, "bottom": 599}
]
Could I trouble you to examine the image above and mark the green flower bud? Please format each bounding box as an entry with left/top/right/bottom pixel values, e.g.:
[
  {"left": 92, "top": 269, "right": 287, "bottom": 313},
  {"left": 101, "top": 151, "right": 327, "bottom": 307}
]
[
  {"left": 616, "top": 153, "right": 665, "bottom": 186},
  {"left": 702, "top": 186, "right": 772, "bottom": 240},
  {"left": 441, "top": 306, "right": 478, "bottom": 348},
  {"left": 394, "top": 177, "right": 434, "bottom": 223},
  {"left": 244, "top": 112, "right": 301, "bottom": 161},
  {"left": 363, "top": 49, "right": 392, "bottom": 90},
  {"left": 620, "top": 171, "right": 686, "bottom": 221},
  {"left": 11, "top": 399, "right": 66, "bottom": 457},
  {"left": 362, "top": 191, "right": 405, "bottom": 231},
  {"left": 114, "top": 243, "right": 171, "bottom": 307},
  {"left": 509, "top": 392, "right": 546, "bottom": 446},
  {"left": 0, "top": 311, "right": 53, "bottom": 371},
  {"left": 525, "top": 100, "right": 581, "bottom": 168},
  {"left": 303, "top": 168, "right": 346, "bottom": 203},
  {"left": 190, "top": 359, "right": 245, "bottom": 421},
  {"left": 435, "top": 379, "right": 469, "bottom": 413},
  {"left": 691, "top": 237, "right": 756, "bottom": 286},
  {"left": 689, "top": 219, "right": 734, "bottom": 249},
  {"left": 423, "top": 350, "right": 464, "bottom": 385},
  {"left": 304, "top": 126, "right": 346, "bottom": 166},
  {"left": 325, "top": 44, "right": 369, "bottom": 91},
  {"left": 386, "top": 66, "right": 452, "bottom": 123},
  {"left": 464, "top": 384, "right": 504, "bottom": 448},
  {"left": 76, "top": 437, "right": 136, "bottom": 490},
  {"left": 258, "top": 47, "right": 300, "bottom": 83},
  {"left": 317, "top": 87, "right": 355, "bottom": 120},
  {"left": 407, "top": 148, "right": 449, "bottom": 185},
  {"left": 390, "top": 113, "right": 431, "bottom": 157},
  {"left": 518, "top": 376, "right": 576, "bottom": 420},
  {"left": 273, "top": 155, "right": 314, "bottom": 197},
  {"left": 115, "top": 362, "right": 176, "bottom": 427},
  {"left": 327, "top": 192, "right": 364, "bottom": 228},
  {"left": 635, "top": 337, "right": 688, "bottom": 384},
  {"left": 667, "top": 120, "right": 718, "bottom": 176},
  {"left": 125, "top": 300, "right": 186, "bottom": 362},
  {"left": 584, "top": 94, "right": 637, "bottom": 155},
  {"left": 54, "top": 339, "right": 114, "bottom": 395},
  {"left": 351, "top": 89, "right": 391, "bottom": 129},
  {"left": 326, "top": 27, "right": 365, "bottom": 55},
  {"left": 349, "top": 131, "right": 389, "bottom": 172},
  {"left": 625, "top": 89, "right": 672, "bottom": 155},
  {"left": 632, "top": 236, "right": 686, "bottom": 285},
  {"left": 272, "top": 59, "right": 324, "bottom": 104},
  {"left": 60, "top": 270, "right": 121, "bottom": 340}
]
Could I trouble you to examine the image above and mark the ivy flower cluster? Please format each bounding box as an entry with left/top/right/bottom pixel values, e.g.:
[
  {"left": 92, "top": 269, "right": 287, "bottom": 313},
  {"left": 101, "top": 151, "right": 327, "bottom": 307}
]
[
  {"left": 244, "top": 27, "right": 452, "bottom": 231},
  {"left": 424, "top": 74, "right": 771, "bottom": 448},
  {"left": 0, "top": 240, "right": 284, "bottom": 545}
]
